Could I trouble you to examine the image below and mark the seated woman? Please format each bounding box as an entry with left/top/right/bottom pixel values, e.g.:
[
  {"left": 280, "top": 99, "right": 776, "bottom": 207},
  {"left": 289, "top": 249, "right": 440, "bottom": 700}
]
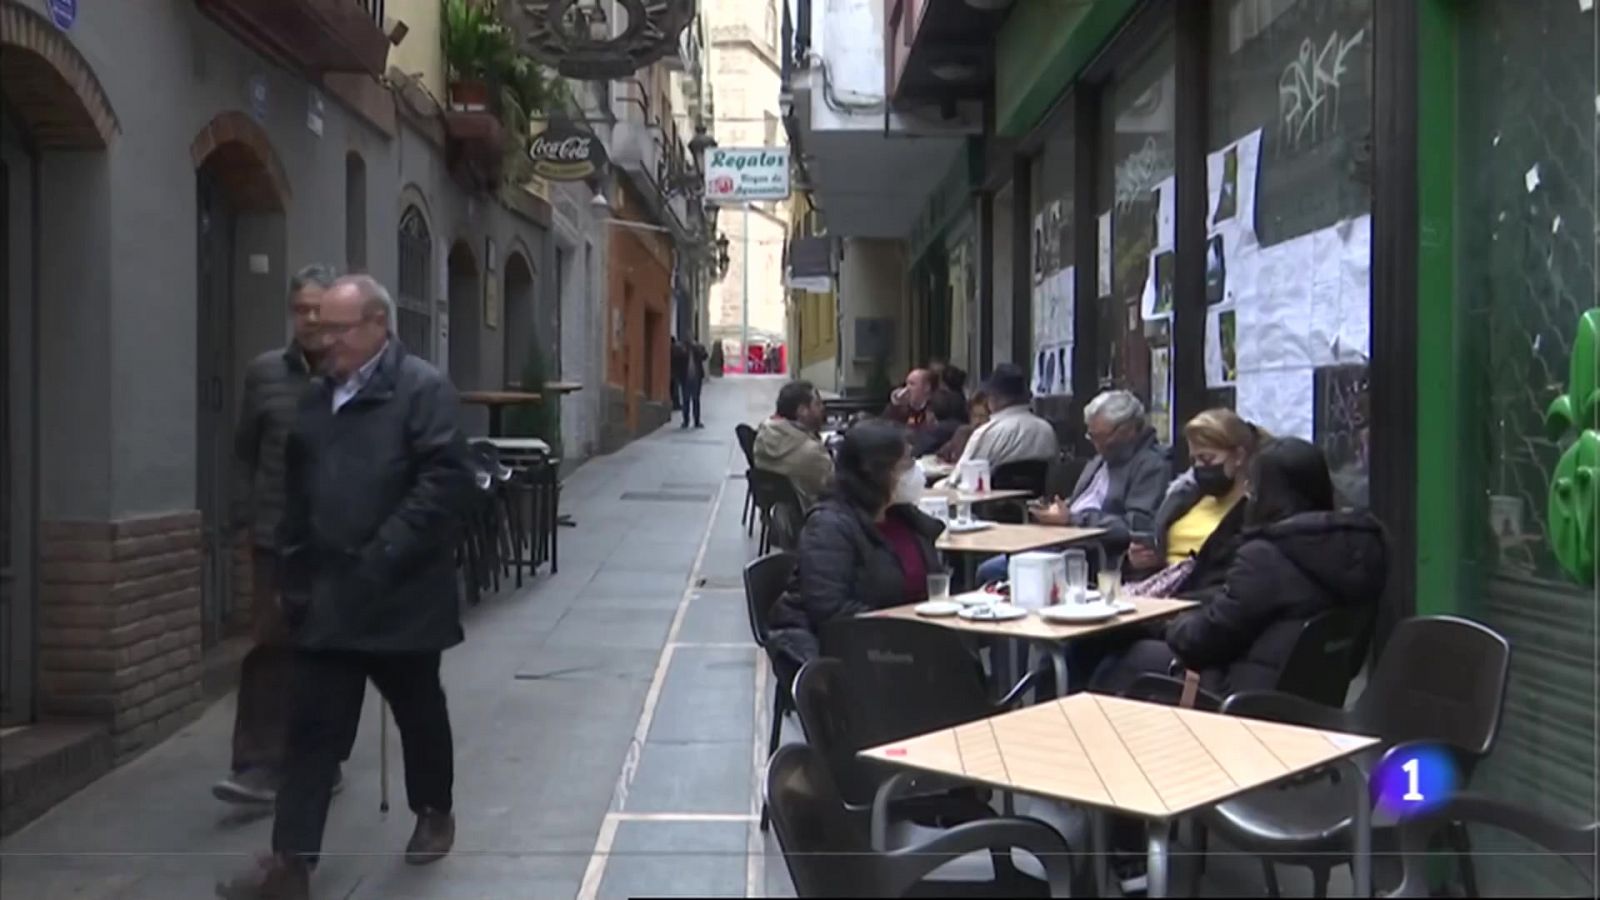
[
  {"left": 1091, "top": 436, "right": 1389, "bottom": 698},
  {"left": 766, "top": 420, "right": 947, "bottom": 688},
  {"left": 911, "top": 388, "right": 968, "bottom": 459},
  {"left": 935, "top": 391, "right": 990, "bottom": 464}
]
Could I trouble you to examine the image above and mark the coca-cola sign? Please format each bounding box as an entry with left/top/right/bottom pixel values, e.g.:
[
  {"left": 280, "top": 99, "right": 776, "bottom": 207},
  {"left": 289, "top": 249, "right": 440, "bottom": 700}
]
[{"left": 528, "top": 120, "right": 606, "bottom": 181}]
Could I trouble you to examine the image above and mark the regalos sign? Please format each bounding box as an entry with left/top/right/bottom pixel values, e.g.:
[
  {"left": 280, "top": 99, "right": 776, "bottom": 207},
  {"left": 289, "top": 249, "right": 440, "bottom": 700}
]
[
  {"left": 704, "top": 146, "right": 790, "bottom": 203},
  {"left": 528, "top": 120, "right": 607, "bottom": 181}
]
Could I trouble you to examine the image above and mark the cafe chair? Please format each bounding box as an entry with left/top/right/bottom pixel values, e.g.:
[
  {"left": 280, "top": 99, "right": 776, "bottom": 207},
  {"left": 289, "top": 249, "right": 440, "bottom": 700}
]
[
  {"left": 1124, "top": 606, "right": 1373, "bottom": 712},
  {"left": 1383, "top": 784, "right": 1597, "bottom": 897},
  {"left": 743, "top": 551, "right": 799, "bottom": 831},
  {"left": 747, "top": 469, "right": 804, "bottom": 554},
  {"left": 983, "top": 459, "right": 1049, "bottom": 524},
  {"left": 735, "top": 424, "right": 759, "bottom": 534},
  {"left": 765, "top": 743, "right": 1076, "bottom": 898},
  {"left": 1201, "top": 616, "right": 1512, "bottom": 899}
]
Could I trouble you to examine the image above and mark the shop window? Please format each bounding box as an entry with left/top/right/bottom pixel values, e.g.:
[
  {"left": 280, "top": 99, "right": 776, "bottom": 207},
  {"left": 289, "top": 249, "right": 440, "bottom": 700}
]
[
  {"left": 1095, "top": 34, "right": 1176, "bottom": 444},
  {"left": 1206, "top": 0, "right": 1374, "bottom": 505},
  {"left": 396, "top": 204, "right": 433, "bottom": 361},
  {"left": 345, "top": 153, "right": 367, "bottom": 273},
  {"left": 1453, "top": 3, "right": 1596, "bottom": 887},
  {"left": 1029, "top": 100, "right": 1076, "bottom": 405}
]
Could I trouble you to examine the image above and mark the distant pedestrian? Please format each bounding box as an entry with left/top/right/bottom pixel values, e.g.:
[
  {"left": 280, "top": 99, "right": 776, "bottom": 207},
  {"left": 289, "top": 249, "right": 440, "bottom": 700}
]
[
  {"left": 669, "top": 334, "right": 688, "bottom": 412},
  {"left": 215, "top": 264, "right": 345, "bottom": 807},
  {"left": 680, "top": 337, "right": 708, "bottom": 429},
  {"left": 219, "top": 275, "right": 475, "bottom": 900}
]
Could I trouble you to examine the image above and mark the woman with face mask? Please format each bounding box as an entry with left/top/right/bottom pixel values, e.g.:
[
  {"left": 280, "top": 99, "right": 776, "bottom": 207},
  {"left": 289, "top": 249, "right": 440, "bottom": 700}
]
[
  {"left": 1123, "top": 408, "right": 1267, "bottom": 595},
  {"left": 764, "top": 420, "right": 948, "bottom": 686}
]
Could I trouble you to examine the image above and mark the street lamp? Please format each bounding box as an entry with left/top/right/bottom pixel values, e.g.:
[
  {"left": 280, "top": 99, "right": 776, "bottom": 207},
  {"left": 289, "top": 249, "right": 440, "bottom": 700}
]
[{"left": 687, "top": 124, "right": 716, "bottom": 163}]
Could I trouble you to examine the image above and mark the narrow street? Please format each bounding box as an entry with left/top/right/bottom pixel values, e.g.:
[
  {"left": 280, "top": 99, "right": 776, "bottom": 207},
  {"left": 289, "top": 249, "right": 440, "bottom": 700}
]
[{"left": 1, "top": 377, "right": 795, "bottom": 900}]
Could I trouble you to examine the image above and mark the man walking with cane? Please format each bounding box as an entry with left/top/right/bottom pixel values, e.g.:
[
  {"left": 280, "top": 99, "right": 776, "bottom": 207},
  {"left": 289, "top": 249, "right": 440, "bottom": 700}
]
[{"left": 219, "top": 275, "right": 474, "bottom": 899}]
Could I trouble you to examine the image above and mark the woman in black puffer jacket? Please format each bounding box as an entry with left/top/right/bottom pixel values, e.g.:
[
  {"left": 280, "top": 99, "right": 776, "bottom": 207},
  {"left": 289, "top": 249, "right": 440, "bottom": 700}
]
[
  {"left": 766, "top": 420, "right": 947, "bottom": 688},
  {"left": 1092, "top": 437, "right": 1388, "bottom": 697}
]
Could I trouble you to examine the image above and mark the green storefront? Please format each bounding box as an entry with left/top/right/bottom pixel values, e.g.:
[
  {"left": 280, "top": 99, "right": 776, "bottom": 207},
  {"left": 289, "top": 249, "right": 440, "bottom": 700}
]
[{"left": 989, "top": 0, "right": 1597, "bottom": 890}]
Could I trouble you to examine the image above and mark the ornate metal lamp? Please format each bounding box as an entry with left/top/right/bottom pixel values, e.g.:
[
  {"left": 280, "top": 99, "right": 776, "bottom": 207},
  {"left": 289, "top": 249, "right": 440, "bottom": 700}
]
[{"left": 503, "top": 0, "right": 696, "bottom": 80}]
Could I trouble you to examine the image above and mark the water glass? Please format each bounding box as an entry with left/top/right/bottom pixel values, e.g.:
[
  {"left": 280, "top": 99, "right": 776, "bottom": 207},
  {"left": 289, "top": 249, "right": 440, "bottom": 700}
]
[
  {"left": 956, "top": 501, "right": 974, "bottom": 525},
  {"left": 1062, "top": 549, "right": 1089, "bottom": 603},
  {"left": 926, "top": 572, "right": 951, "bottom": 604}
]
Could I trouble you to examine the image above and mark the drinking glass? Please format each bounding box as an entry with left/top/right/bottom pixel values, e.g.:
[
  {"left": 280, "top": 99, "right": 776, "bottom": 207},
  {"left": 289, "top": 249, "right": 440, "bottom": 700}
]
[
  {"left": 956, "top": 501, "right": 974, "bottom": 525},
  {"left": 1097, "top": 567, "right": 1121, "bottom": 604},
  {"left": 926, "top": 572, "right": 951, "bottom": 604},
  {"left": 1062, "top": 549, "right": 1089, "bottom": 603}
]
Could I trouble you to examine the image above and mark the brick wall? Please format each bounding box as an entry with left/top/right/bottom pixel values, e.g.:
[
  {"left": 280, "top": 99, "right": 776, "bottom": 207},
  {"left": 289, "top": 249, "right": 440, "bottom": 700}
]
[{"left": 37, "top": 512, "right": 205, "bottom": 761}]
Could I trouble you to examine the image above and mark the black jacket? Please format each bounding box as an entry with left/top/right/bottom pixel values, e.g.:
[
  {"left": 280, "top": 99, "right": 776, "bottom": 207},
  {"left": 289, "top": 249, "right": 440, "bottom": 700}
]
[
  {"left": 1164, "top": 510, "right": 1388, "bottom": 695},
  {"left": 278, "top": 341, "right": 476, "bottom": 654},
  {"left": 234, "top": 344, "right": 315, "bottom": 549},
  {"left": 1141, "top": 469, "right": 1248, "bottom": 598},
  {"left": 767, "top": 498, "right": 946, "bottom": 666},
  {"left": 912, "top": 419, "right": 964, "bottom": 458}
]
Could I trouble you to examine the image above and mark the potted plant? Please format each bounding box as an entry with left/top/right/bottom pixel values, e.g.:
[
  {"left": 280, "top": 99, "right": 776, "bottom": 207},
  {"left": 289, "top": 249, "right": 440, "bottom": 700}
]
[{"left": 443, "top": 0, "right": 512, "bottom": 111}]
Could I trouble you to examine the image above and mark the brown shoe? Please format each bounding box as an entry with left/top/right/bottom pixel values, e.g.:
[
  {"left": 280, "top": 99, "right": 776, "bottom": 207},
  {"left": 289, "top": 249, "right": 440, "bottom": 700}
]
[
  {"left": 404, "top": 810, "right": 455, "bottom": 865},
  {"left": 215, "top": 854, "right": 310, "bottom": 899}
]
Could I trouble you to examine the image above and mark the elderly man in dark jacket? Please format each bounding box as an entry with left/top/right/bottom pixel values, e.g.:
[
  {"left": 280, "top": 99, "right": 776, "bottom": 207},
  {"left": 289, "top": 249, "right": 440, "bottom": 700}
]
[
  {"left": 220, "top": 275, "right": 474, "bottom": 900},
  {"left": 215, "top": 264, "right": 339, "bottom": 806}
]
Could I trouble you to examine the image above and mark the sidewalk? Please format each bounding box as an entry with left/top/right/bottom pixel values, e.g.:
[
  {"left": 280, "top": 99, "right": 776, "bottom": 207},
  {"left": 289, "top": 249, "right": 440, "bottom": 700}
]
[{"left": 1, "top": 376, "right": 791, "bottom": 900}]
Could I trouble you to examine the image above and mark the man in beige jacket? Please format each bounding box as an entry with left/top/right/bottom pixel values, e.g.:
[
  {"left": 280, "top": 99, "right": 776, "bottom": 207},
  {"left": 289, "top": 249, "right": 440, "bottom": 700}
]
[{"left": 754, "top": 380, "right": 834, "bottom": 509}]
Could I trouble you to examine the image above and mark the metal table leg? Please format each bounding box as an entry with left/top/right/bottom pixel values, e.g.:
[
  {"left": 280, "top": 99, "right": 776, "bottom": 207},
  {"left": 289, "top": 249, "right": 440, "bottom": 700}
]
[
  {"left": 1346, "top": 757, "right": 1372, "bottom": 897},
  {"left": 1147, "top": 819, "right": 1172, "bottom": 898},
  {"left": 1092, "top": 811, "right": 1111, "bottom": 898},
  {"left": 1049, "top": 646, "right": 1070, "bottom": 698}
]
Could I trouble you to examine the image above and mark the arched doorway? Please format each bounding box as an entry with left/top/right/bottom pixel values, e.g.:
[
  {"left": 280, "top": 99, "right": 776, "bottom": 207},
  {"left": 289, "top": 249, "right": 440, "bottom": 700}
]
[
  {"left": 190, "top": 111, "right": 289, "bottom": 647},
  {"left": 447, "top": 240, "right": 481, "bottom": 391},
  {"left": 503, "top": 251, "right": 535, "bottom": 388},
  {"left": 1, "top": 2, "right": 119, "bottom": 725},
  {"left": 397, "top": 204, "right": 434, "bottom": 360}
]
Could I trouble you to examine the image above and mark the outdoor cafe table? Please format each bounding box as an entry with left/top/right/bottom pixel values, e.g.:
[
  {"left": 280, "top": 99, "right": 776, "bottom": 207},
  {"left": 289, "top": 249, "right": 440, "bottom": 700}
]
[
  {"left": 935, "top": 523, "right": 1103, "bottom": 557},
  {"left": 860, "top": 693, "right": 1379, "bottom": 898},
  {"left": 867, "top": 594, "right": 1194, "bottom": 697},
  {"left": 928, "top": 486, "right": 1035, "bottom": 506},
  {"left": 460, "top": 390, "right": 543, "bottom": 438}
]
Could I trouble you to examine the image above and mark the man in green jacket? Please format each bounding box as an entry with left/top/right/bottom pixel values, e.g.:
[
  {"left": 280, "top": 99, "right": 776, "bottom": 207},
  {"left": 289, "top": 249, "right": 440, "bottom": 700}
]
[{"left": 754, "top": 380, "right": 833, "bottom": 509}]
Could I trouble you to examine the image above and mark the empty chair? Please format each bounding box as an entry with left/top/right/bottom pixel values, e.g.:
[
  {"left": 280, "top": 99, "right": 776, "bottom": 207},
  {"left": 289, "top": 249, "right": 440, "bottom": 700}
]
[
  {"left": 991, "top": 458, "right": 1050, "bottom": 494},
  {"left": 1202, "top": 615, "right": 1512, "bottom": 898},
  {"left": 744, "top": 551, "right": 799, "bottom": 831},
  {"left": 766, "top": 739, "right": 1076, "bottom": 897},
  {"left": 1385, "top": 785, "right": 1597, "bottom": 897}
]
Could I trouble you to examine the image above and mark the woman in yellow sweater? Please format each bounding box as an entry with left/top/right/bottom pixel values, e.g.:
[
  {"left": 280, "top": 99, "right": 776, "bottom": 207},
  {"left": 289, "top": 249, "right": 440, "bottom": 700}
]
[{"left": 1126, "top": 408, "right": 1266, "bottom": 597}]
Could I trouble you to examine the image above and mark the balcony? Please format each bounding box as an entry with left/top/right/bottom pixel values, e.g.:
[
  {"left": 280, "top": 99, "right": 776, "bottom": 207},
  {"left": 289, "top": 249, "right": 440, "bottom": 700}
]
[
  {"left": 443, "top": 111, "right": 505, "bottom": 192},
  {"left": 884, "top": 0, "right": 1008, "bottom": 108},
  {"left": 195, "top": 0, "right": 391, "bottom": 77}
]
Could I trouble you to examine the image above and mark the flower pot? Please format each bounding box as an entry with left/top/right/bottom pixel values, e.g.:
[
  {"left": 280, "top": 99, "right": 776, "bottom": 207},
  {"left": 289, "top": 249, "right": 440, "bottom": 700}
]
[{"left": 448, "top": 80, "right": 490, "bottom": 112}]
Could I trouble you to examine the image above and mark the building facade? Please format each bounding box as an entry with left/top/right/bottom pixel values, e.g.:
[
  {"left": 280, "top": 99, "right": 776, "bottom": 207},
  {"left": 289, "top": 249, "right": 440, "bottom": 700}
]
[
  {"left": 705, "top": 0, "right": 790, "bottom": 371},
  {"left": 786, "top": 0, "right": 1597, "bottom": 889},
  {"left": 0, "top": 0, "right": 595, "bottom": 831}
]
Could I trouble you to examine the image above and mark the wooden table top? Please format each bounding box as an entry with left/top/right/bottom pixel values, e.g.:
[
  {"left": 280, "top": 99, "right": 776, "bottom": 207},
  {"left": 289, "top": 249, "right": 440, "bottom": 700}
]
[
  {"left": 868, "top": 594, "right": 1194, "bottom": 642},
  {"left": 460, "top": 390, "right": 543, "bottom": 405},
  {"left": 860, "top": 693, "right": 1379, "bottom": 820},
  {"left": 929, "top": 487, "right": 1035, "bottom": 506},
  {"left": 936, "top": 523, "right": 1104, "bottom": 555}
]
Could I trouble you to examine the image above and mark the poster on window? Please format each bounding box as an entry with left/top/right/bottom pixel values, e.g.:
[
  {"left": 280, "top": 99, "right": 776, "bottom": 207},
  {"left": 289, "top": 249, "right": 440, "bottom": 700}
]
[{"left": 1031, "top": 265, "right": 1075, "bottom": 397}]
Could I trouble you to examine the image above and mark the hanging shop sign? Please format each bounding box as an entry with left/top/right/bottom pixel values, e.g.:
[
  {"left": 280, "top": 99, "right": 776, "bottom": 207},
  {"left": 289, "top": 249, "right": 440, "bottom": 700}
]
[
  {"left": 528, "top": 120, "right": 607, "bottom": 181},
  {"left": 48, "top": 0, "right": 75, "bottom": 30},
  {"left": 704, "top": 146, "right": 791, "bottom": 203}
]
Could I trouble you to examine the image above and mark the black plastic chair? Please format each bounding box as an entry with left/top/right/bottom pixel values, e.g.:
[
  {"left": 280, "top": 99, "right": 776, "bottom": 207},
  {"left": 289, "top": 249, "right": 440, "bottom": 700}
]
[
  {"left": 1203, "top": 616, "right": 1513, "bottom": 899},
  {"left": 1384, "top": 784, "right": 1597, "bottom": 897},
  {"left": 1125, "top": 606, "right": 1373, "bottom": 711},
  {"left": 744, "top": 551, "right": 799, "bottom": 832},
  {"left": 981, "top": 459, "right": 1050, "bottom": 524},
  {"left": 748, "top": 469, "right": 804, "bottom": 554},
  {"left": 769, "top": 724, "right": 1075, "bottom": 898},
  {"left": 735, "top": 424, "right": 759, "bottom": 534}
]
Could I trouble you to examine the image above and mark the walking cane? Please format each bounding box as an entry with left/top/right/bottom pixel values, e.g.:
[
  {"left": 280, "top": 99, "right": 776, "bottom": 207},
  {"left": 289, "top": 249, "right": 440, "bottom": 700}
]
[{"left": 379, "top": 702, "right": 391, "bottom": 813}]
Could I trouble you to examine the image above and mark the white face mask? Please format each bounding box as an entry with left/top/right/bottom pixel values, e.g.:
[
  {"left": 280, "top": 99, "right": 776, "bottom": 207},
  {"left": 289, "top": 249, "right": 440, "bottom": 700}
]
[{"left": 892, "top": 461, "right": 926, "bottom": 505}]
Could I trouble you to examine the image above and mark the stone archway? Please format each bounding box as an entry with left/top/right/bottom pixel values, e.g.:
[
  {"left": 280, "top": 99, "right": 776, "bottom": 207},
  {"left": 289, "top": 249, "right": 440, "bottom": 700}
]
[
  {"left": 447, "top": 240, "right": 482, "bottom": 391},
  {"left": 2, "top": 1, "right": 120, "bottom": 727},
  {"left": 503, "top": 251, "right": 536, "bottom": 388},
  {"left": 190, "top": 111, "right": 290, "bottom": 646}
]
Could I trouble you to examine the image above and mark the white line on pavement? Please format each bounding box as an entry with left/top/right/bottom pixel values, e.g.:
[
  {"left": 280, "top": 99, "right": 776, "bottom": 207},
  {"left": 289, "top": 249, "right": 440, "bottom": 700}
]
[
  {"left": 747, "top": 639, "right": 771, "bottom": 897},
  {"left": 576, "top": 461, "right": 730, "bottom": 900}
]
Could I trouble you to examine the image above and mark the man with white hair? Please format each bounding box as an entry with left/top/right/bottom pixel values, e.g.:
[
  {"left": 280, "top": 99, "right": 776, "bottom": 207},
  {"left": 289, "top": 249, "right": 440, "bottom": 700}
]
[
  {"left": 220, "top": 274, "right": 475, "bottom": 899},
  {"left": 974, "top": 389, "right": 1169, "bottom": 585}
]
